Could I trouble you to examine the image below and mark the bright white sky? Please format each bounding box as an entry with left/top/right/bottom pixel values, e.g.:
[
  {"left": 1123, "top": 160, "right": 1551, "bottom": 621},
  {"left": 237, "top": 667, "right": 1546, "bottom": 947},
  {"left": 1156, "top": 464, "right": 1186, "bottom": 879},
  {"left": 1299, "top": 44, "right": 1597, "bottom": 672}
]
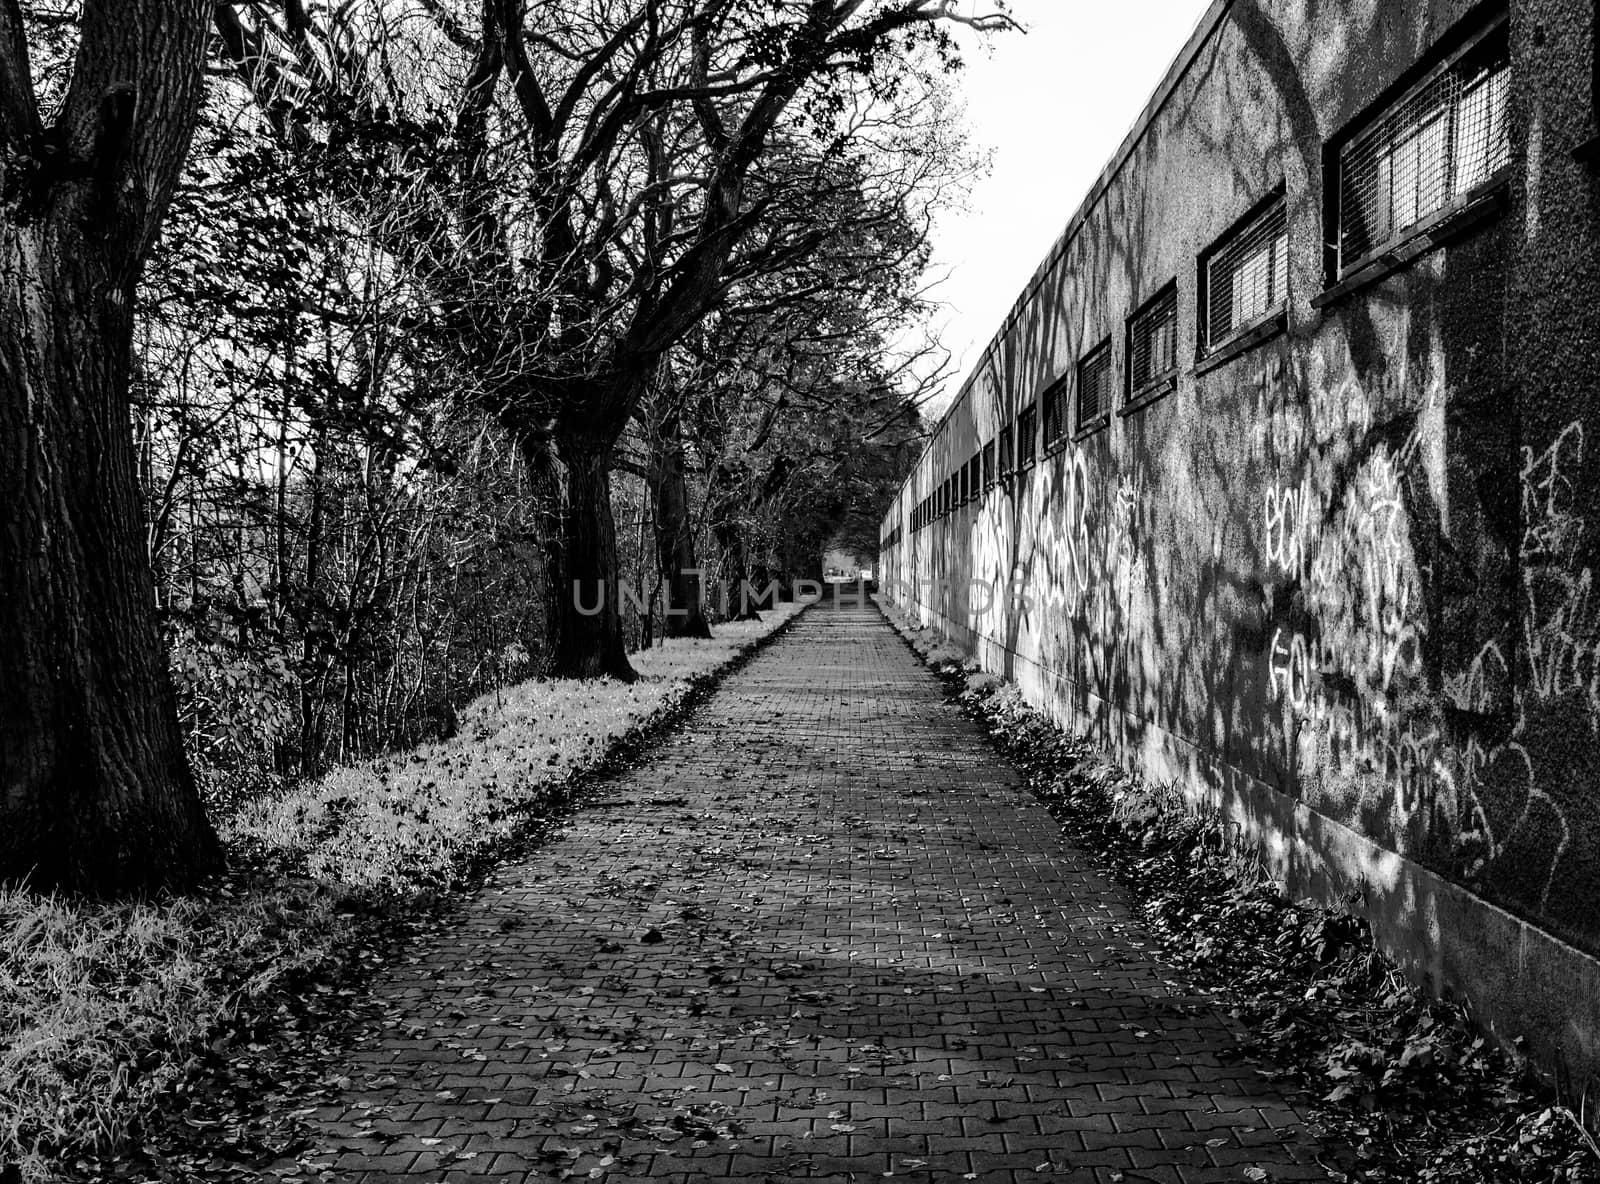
[{"left": 919, "top": 0, "right": 1212, "bottom": 415}]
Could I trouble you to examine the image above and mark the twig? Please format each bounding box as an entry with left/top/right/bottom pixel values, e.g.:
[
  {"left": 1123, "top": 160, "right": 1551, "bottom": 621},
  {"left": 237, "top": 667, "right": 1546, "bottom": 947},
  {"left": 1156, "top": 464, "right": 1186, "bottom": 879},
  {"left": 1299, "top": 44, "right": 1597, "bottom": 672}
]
[{"left": 1555, "top": 1105, "right": 1600, "bottom": 1164}]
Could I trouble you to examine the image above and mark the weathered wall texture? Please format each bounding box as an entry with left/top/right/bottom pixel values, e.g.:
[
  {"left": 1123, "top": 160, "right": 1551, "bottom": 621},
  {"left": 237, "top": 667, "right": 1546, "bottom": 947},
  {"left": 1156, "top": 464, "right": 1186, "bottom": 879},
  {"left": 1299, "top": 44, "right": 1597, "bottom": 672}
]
[{"left": 882, "top": 0, "right": 1600, "bottom": 1085}]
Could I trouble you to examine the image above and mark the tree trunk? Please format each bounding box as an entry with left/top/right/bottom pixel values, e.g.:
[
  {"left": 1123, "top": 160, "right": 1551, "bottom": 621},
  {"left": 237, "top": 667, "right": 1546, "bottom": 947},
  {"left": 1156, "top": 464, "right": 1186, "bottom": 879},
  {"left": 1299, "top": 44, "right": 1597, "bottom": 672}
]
[
  {"left": 543, "top": 437, "right": 637, "bottom": 681},
  {"left": 711, "top": 513, "right": 763, "bottom": 621},
  {"left": 0, "top": 237, "right": 219, "bottom": 893},
  {"left": 649, "top": 408, "right": 711, "bottom": 639},
  {"left": 0, "top": 0, "right": 220, "bottom": 893}
]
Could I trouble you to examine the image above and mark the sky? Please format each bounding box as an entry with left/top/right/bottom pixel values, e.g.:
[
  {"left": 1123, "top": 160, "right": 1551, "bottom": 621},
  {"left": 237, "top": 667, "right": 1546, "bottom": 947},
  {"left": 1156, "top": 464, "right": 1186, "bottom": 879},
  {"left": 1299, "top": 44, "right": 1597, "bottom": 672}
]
[{"left": 918, "top": 0, "right": 1213, "bottom": 415}]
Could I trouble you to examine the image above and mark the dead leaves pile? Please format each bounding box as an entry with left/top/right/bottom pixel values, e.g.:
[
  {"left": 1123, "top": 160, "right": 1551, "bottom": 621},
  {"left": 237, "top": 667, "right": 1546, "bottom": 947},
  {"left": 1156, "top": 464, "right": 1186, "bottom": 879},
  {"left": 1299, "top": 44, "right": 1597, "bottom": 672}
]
[{"left": 908, "top": 639, "right": 1600, "bottom": 1184}]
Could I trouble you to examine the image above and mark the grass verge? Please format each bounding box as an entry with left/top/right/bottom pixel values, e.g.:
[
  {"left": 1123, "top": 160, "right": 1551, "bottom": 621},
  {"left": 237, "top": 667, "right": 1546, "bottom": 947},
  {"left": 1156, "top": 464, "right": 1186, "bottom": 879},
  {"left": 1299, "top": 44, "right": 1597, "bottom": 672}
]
[
  {"left": 878, "top": 597, "right": 1600, "bottom": 1184},
  {"left": 1, "top": 599, "right": 810, "bottom": 1184}
]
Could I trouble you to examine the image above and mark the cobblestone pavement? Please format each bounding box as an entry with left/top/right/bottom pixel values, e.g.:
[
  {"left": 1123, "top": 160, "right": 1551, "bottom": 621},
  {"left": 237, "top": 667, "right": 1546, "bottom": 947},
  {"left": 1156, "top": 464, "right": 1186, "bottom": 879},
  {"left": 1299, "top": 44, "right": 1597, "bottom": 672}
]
[{"left": 296, "top": 602, "right": 1331, "bottom": 1183}]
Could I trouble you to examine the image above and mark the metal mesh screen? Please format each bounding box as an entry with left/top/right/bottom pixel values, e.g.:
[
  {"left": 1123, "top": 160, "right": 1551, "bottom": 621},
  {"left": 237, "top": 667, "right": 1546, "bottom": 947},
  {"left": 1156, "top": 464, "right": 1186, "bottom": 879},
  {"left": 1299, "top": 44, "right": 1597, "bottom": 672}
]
[
  {"left": 1130, "top": 289, "right": 1178, "bottom": 391},
  {"left": 1017, "top": 405, "right": 1038, "bottom": 468},
  {"left": 982, "top": 440, "right": 995, "bottom": 488},
  {"left": 1205, "top": 200, "right": 1287, "bottom": 349},
  {"left": 1339, "top": 41, "right": 1508, "bottom": 268},
  {"left": 1043, "top": 379, "right": 1068, "bottom": 444},
  {"left": 1078, "top": 343, "right": 1113, "bottom": 427}
]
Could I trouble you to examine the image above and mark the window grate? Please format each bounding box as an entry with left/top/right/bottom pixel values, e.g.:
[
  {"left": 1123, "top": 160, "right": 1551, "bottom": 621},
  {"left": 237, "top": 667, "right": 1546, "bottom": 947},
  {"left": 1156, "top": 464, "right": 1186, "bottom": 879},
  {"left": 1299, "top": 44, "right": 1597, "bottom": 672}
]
[
  {"left": 999, "top": 420, "right": 1015, "bottom": 475},
  {"left": 1129, "top": 288, "right": 1178, "bottom": 392},
  {"left": 1043, "top": 378, "right": 1068, "bottom": 444},
  {"left": 1017, "top": 405, "right": 1038, "bottom": 469},
  {"left": 1078, "top": 341, "right": 1113, "bottom": 428},
  {"left": 968, "top": 454, "right": 981, "bottom": 501},
  {"left": 1339, "top": 38, "right": 1508, "bottom": 269},
  {"left": 1204, "top": 199, "right": 1287, "bottom": 349},
  {"left": 982, "top": 440, "right": 995, "bottom": 488}
]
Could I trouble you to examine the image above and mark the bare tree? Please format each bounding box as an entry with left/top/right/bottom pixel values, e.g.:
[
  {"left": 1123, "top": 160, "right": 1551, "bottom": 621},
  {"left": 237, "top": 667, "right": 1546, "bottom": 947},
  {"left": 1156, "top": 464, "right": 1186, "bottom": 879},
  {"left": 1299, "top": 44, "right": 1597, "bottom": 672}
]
[{"left": 215, "top": 0, "right": 1012, "bottom": 680}]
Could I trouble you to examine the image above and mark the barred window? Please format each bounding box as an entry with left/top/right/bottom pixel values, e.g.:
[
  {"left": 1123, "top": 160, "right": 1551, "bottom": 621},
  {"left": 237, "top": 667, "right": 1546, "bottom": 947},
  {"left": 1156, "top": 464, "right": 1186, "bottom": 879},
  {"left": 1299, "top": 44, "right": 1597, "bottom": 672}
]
[
  {"left": 982, "top": 440, "right": 995, "bottom": 488},
  {"left": 1042, "top": 377, "right": 1069, "bottom": 445},
  {"left": 1077, "top": 340, "right": 1113, "bottom": 429},
  {"left": 1338, "top": 34, "right": 1509, "bottom": 270},
  {"left": 999, "top": 420, "right": 1015, "bottom": 475},
  {"left": 1203, "top": 198, "right": 1287, "bottom": 350},
  {"left": 967, "top": 454, "right": 981, "bottom": 501},
  {"left": 1128, "top": 287, "right": 1178, "bottom": 393},
  {"left": 1017, "top": 404, "right": 1038, "bottom": 469}
]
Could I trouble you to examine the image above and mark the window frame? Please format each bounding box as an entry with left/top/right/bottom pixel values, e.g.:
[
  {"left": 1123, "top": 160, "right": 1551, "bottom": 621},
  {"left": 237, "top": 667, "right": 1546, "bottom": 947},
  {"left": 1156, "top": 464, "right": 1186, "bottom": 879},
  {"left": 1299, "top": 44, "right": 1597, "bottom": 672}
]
[
  {"left": 982, "top": 440, "right": 996, "bottom": 489},
  {"left": 1016, "top": 404, "right": 1038, "bottom": 471},
  {"left": 1326, "top": 17, "right": 1511, "bottom": 284},
  {"left": 1125, "top": 282, "right": 1180, "bottom": 407},
  {"left": 999, "top": 419, "right": 1015, "bottom": 479},
  {"left": 1197, "top": 187, "right": 1289, "bottom": 358},
  {"left": 1076, "top": 337, "right": 1114, "bottom": 435},
  {"left": 1042, "top": 375, "right": 1070, "bottom": 450}
]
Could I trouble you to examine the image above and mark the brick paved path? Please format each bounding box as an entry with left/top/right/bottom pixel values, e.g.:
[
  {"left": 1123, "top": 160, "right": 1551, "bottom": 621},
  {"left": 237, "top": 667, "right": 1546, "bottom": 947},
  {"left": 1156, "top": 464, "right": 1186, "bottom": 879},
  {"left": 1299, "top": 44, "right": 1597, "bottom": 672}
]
[{"left": 300, "top": 603, "right": 1330, "bottom": 1183}]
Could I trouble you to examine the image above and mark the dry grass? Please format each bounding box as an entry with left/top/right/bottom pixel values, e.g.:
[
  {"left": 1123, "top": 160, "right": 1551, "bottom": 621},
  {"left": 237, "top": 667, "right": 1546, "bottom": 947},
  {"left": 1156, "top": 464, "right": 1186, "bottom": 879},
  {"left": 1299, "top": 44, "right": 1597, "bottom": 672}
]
[
  {"left": 226, "top": 602, "right": 808, "bottom": 893},
  {"left": 1, "top": 601, "right": 807, "bottom": 1182},
  {"left": 0, "top": 879, "right": 350, "bottom": 1183}
]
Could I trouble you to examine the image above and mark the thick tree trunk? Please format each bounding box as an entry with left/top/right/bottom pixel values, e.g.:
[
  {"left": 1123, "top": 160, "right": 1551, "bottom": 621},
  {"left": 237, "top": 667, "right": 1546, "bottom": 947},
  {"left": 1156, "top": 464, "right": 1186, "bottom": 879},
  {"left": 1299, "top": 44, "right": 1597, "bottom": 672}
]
[
  {"left": 0, "top": 0, "right": 220, "bottom": 892},
  {"left": 545, "top": 438, "right": 637, "bottom": 681},
  {"left": 649, "top": 409, "right": 711, "bottom": 639},
  {"left": 0, "top": 235, "right": 220, "bottom": 893}
]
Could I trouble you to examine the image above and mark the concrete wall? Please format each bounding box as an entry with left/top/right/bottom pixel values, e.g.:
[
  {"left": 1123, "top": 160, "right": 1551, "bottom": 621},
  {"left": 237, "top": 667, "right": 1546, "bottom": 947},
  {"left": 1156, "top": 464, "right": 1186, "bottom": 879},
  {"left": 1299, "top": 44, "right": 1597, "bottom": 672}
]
[{"left": 881, "top": 0, "right": 1600, "bottom": 1089}]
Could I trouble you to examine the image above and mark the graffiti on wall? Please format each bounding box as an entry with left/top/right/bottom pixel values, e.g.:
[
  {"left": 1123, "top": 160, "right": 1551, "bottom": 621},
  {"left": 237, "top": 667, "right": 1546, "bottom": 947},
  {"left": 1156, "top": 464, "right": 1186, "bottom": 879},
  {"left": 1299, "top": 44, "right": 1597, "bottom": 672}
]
[
  {"left": 886, "top": 343, "right": 1597, "bottom": 938},
  {"left": 1431, "top": 421, "right": 1596, "bottom": 905},
  {"left": 1261, "top": 426, "right": 1434, "bottom": 834},
  {"left": 1255, "top": 361, "right": 1596, "bottom": 912}
]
